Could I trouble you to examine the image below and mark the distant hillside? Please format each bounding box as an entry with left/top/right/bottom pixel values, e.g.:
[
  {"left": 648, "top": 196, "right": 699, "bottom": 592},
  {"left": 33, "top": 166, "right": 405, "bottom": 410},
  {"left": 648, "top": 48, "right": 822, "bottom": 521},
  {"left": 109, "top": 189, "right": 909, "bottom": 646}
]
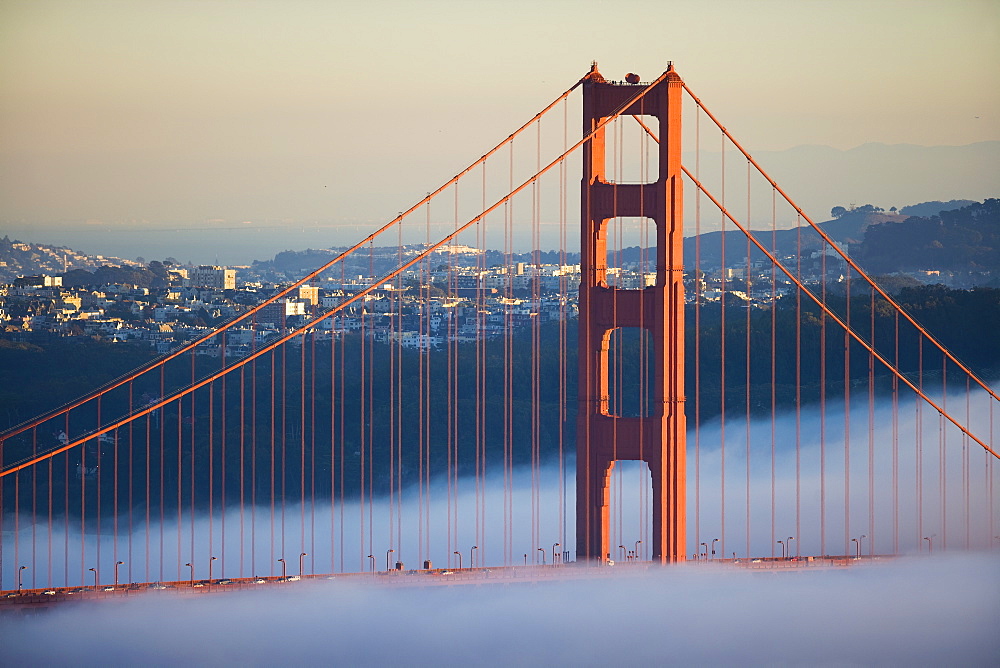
[
  {"left": 857, "top": 199, "right": 999, "bottom": 274},
  {"left": 707, "top": 141, "right": 999, "bottom": 230},
  {"left": 677, "top": 204, "right": 904, "bottom": 269},
  {"left": 617, "top": 199, "right": 996, "bottom": 277},
  {"left": 0, "top": 235, "right": 153, "bottom": 284},
  {"left": 898, "top": 200, "right": 976, "bottom": 218}
]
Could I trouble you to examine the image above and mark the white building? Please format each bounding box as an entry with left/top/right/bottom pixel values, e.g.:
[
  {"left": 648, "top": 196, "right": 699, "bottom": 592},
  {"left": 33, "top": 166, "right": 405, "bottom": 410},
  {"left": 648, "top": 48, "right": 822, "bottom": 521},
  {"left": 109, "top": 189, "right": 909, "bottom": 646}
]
[{"left": 188, "top": 265, "right": 236, "bottom": 290}]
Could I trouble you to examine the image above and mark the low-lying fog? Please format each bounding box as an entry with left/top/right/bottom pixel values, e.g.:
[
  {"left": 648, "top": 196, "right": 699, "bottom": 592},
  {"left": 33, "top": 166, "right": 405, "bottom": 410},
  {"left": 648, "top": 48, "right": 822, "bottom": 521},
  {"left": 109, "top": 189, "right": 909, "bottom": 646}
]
[
  {"left": 2, "top": 389, "right": 999, "bottom": 664},
  {"left": 3, "top": 388, "right": 996, "bottom": 590},
  {"left": 2, "top": 553, "right": 997, "bottom": 666}
]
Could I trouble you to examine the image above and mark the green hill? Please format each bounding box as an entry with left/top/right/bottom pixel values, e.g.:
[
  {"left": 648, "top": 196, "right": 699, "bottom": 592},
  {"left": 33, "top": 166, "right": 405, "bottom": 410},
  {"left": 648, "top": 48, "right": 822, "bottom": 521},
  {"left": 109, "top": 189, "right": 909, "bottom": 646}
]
[{"left": 858, "top": 199, "right": 999, "bottom": 274}]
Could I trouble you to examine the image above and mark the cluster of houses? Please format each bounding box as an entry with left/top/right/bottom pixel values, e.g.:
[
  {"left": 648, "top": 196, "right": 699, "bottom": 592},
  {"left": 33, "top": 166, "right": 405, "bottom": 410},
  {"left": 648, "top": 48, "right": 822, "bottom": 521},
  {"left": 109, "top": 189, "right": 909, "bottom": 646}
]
[
  {"left": 1, "top": 269, "right": 257, "bottom": 353},
  {"left": 2, "top": 238, "right": 845, "bottom": 354}
]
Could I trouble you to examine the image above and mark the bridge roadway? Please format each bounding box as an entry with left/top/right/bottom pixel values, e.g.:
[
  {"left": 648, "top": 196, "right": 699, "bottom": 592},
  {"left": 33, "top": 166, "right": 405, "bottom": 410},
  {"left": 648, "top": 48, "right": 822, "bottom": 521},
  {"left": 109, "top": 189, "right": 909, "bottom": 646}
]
[{"left": 0, "top": 555, "right": 888, "bottom": 613}]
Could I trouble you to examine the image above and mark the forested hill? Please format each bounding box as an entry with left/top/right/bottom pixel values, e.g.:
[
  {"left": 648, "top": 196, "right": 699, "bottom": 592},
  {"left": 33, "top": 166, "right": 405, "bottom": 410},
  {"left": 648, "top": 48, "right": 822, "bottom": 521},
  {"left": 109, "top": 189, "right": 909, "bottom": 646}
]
[
  {"left": 613, "top": 199, "right": 993, "bottom": 277},
  {"left": 857, "top": 199, "right": 999, "bottom": 274},
  {"left": 677, "top": 205, "right": 901, "bottom": 270}
]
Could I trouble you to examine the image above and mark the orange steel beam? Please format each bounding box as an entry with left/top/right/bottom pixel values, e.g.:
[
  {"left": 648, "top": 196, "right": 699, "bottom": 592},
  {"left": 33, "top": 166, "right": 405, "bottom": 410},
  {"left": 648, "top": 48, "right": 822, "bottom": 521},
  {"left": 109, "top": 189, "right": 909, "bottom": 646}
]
[
  {"left": 681, "top": 166, "right": 999, "bottom": 460},
  {"left": 680, "top": 84, "right": 1000, "bottom": 406},
  {"left": 0, "top": 79, "right": 585, "bottom": 445},
  {"left": 0, "top": 69, "right": 673, "bottom": 478}
]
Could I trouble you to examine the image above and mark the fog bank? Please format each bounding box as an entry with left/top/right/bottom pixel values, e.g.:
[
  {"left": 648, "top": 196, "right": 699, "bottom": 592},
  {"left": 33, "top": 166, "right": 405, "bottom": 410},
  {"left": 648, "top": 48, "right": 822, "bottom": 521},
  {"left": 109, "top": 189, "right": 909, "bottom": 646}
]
[{"left": 2, "top": 553, "right": 997, "bottom": 667}]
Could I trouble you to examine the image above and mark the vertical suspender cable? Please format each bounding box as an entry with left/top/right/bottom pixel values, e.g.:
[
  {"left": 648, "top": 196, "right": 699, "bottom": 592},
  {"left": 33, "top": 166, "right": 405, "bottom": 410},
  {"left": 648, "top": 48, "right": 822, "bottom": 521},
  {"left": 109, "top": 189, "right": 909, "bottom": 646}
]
[
  {"left": 917, "top": 338, "right": 923, "bottom": 549},
  {"left": 477, "top": 162, "right": 486, "bottom": 560},
  {"left": 892, "top": 310, "right": 899, "bottom": 554},
  {"left": 770, "top": 188, "right": 777, "bottom": 559},
  {"left": 719, "top": 130, "right": 727, "bottom": 559},
  {"left": 795, "top": 215, "right": 802, "bottom": 557},
  {"left": 239, "top": 365, "right": 245, "bottom": 577},
  {"left": 270, "top": 348, "right": 276, "bottom": 573},
  {"left": 745, "top": 160, "right": 752, "bottom": 560},
  {"left": 175, "top": 381, "right": 182, "bottom": 580},
  {"left": 820, "top": 245, "right": 827, "bottom": 556},
  {"left": 300, "top": 330, "right": 307, "bottom": 570},
  {"left": 281, "top": 338, "right": 288, "bottom": 564},
  {"left": 251, "top": 336, "right": 258, "bottom": 576},
  {"left": 208, "top": 379, "right": 214, "bottom": 575},
  {"left": 941, "top": 357, "right": 947, "bottom": 550},
  {"left": 965, "top": 376, "right": 971, "bottom": 549},
  {"left": 559, "top": 94, "right": 568, "bottom": 558},
  {"left": 96, "top": 398, "right": 102, "bottom": 586},
  {"left": 869, "top": 286, "right": 876, "bottom": 555},
  {"left": 79, "top": 409, "right": 85, "bottom": 586},
  {"left": 190, "top": 354, "right": 197, "bottom": 578},
  {"left": 844, "top": 261, "right": 851, "bottom": 556},
  {"left": 31, "top": 422, "right": 37, "bottom": 589},
  {"left": 694, "top": 107, "right": 702, "bottom": 557},
  {"left": 221, "top": 338, "right": 228, "bottom": 575}
]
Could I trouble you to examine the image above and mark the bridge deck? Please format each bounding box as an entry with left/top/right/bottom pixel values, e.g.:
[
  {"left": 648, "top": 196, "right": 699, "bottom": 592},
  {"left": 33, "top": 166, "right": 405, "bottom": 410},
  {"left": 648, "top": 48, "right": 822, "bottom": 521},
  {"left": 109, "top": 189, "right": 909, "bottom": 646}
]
[{"left": 0, "top": 555, "right": 891, "bottom": 612}]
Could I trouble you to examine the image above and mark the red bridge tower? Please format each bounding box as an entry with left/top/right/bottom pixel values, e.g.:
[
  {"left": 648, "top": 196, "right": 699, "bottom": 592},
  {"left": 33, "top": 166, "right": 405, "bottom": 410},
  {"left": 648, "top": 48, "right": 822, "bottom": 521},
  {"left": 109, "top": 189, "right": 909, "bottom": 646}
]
[{"left": 576, "top": 64, "right": 686, "bottom": 563}]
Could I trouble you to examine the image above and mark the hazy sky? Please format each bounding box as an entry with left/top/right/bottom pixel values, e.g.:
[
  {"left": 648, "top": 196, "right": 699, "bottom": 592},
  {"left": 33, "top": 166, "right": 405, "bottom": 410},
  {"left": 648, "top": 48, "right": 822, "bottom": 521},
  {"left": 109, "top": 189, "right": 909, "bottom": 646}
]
[{"left": 1, "top": 0, "right": 998, "bottom": 258}]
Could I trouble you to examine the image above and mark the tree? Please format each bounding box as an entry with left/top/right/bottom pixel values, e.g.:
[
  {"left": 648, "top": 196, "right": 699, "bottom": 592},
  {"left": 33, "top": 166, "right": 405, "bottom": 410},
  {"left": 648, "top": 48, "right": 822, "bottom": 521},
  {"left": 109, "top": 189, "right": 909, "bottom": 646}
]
[{"left": 831, "top": 206, "right": 847, "bottom": 218}]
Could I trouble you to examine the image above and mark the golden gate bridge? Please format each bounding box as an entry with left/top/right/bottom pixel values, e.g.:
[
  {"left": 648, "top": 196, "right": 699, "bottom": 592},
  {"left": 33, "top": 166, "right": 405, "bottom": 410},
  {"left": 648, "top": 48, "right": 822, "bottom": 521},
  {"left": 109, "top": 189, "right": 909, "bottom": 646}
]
[{"left": 1, "top": 63, "right": 997, "bottom": 596}]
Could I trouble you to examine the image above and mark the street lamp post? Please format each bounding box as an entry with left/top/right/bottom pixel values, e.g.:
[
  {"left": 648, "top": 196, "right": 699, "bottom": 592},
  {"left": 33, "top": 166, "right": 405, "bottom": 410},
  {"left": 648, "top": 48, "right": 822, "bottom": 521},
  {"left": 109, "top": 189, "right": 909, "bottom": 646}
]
[
  {"left": 711, "top": 538, "right": 719, "bottom": 560},
  {"left": 209, "top": 556, "right": 217, "bottom": 583},
  {"left": 185, "top": 562, "right": 194, "bottom": 586},
  {"left": 851, "top": 537, "right": 860, "bottom": 559},
  {"left": 17, "top": 566, "right": 27, "bottom": 593},
  {"left": 386, "top": 549, "right": 394, "bottom": 572},
  {"left": 787, "top": 537, "right": 795, "bottom": 558},
  {"left": 538, "top": 547, "right": 546, "bottom": 565},
  {"left": 114, "top": 561, "right": 124, "bottom": 587},
  {"left": 367, "top": 554, "right": 375, "bottom": 573},
  {"left": 618, "top": 545, "right": 626, "bottom": 563},
  {"left": 634, "top": 540, "right": 642, "bottom": 562},
  {"left": 552, "top": 543, "right": 560, "bottom": 565},
  {"left": 471, "top": 546, "right": 478, "bottom": 569},
  {"left": 859, "top": 535, "right": 867, "bottom": 558},
  {"left": 777, "top": 540, "right": 785, "bottom": 559},
  {"left": 700, "top": 542, "right": 707, "bottom": 560},
  {"left": 923, "top": 536, "right": 933, "bottom": 554},
  {"left": 277, "top": 558, "right": 286, "bottom": 579},
  {"left": 454, "top": 551, "right": 462, "bottom": 569},
  {"left": 299, "top": 552, "right": 308, "bottom": 577},
  {"left": 89, "top": 567, "right": 98, "bottom": 591}
]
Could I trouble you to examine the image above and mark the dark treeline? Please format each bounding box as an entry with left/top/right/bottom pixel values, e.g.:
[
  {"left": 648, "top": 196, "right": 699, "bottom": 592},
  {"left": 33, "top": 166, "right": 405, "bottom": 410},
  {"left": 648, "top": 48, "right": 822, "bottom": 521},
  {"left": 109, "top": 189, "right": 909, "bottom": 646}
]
[
  {"left": 60, "top": 260, "right": 177, "bottom": 289},
  {"left": 1, "top": 285, "right": 997, "bottom": 519}
]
